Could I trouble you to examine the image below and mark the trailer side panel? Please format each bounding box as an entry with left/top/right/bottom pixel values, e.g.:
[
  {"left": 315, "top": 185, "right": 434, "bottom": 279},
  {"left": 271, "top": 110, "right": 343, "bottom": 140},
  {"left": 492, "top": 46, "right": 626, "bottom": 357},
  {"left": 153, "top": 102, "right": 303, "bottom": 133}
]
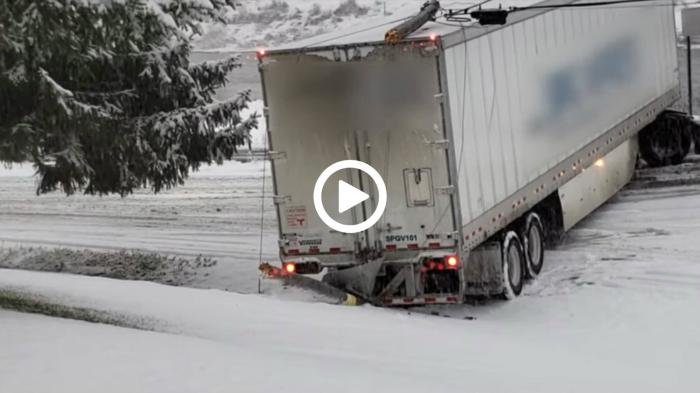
[{"left": 444, "top": 4, "right": 678, "bottom": 245}]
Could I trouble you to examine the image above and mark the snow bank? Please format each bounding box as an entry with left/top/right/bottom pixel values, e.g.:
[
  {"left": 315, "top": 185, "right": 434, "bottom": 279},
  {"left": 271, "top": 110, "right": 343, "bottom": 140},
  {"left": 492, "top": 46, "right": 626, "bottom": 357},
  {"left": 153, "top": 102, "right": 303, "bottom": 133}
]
[
  {"left": 1, "top": 268, "right": 699, "bottom": 392},
  {"left": 0, "top": 310, "right": 273, "bottom": 393},
  {"left": 0, "top": 247, "right": 217, "bottom": 288}
]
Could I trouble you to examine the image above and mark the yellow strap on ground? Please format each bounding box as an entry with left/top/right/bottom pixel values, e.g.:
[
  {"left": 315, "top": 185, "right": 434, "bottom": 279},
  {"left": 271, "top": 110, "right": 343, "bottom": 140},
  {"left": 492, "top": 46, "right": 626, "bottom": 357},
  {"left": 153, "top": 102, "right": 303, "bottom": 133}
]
[{"left": 344, "top": 294, "right": 359, "bottom": 306}]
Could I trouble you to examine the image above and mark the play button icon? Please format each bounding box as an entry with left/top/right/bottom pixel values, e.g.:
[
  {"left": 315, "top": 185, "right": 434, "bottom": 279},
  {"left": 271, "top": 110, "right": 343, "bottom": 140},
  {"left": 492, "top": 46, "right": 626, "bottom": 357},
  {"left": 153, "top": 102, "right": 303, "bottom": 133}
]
[
  {"left": 338, "top": 180, "right": 369, "bottom": 214},
  {"left": 313, "top": 160, "right": 387, "bottom": 234}
]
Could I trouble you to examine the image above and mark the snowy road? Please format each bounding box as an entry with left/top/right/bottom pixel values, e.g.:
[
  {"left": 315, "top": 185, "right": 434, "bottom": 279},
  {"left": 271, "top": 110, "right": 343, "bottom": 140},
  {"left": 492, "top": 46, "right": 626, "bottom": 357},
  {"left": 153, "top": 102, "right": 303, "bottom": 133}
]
[{"left": 0, "top": 161, "right": 278, "bottom": 292}]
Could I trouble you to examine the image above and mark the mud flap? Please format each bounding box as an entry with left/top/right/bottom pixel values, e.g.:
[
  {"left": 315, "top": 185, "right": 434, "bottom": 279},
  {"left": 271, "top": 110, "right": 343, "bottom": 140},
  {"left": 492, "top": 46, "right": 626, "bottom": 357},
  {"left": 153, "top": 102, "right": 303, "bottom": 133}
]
[
  {"left": 322, "top": 259, "right": 384, "bottom": 301},
  {"left": 463, "top": 242, "right": 504, "bottom": 296}
]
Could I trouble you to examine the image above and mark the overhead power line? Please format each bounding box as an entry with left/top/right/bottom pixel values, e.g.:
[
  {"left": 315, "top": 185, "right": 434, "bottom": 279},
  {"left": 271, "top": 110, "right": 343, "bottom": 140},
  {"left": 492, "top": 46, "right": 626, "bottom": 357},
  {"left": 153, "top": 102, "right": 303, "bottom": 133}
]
[
  {"left": 512, "top": 0, "right": 675, "bottom": 11},
  {"left": 445, "top": 0, "right": 686, "bottom": 25}
]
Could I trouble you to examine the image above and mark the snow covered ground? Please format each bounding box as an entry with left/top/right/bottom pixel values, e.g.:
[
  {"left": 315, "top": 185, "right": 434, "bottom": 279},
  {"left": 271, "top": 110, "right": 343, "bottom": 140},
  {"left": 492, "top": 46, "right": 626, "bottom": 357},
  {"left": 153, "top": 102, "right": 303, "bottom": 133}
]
[
  {"left": 193, "top": 0, "right": 419, "bottom": 51},
  {"left": 2, "top": 156, "right": 700, "bottom": 391},
  {"left": 2, "top": 214, "right": 700, "bottom": 393},
  {"left": 2, "top": 247, "right": 700, "bottom": 393}
]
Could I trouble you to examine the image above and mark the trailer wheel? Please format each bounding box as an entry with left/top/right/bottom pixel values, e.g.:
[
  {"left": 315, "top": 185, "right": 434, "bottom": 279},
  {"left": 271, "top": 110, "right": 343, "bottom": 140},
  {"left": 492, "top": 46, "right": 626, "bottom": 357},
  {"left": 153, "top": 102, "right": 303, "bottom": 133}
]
[
  {"left": 639, "top": 112, "right": 692, "bottom": 167},
  {"left": 691, "top": 119, "right": 700, "bottom": 154},
  {"left": 522, "top": 212, "right": 545, "bottom": 279},
  {"left": 501, "top": 231, "right": 525, "bottom": 300}
]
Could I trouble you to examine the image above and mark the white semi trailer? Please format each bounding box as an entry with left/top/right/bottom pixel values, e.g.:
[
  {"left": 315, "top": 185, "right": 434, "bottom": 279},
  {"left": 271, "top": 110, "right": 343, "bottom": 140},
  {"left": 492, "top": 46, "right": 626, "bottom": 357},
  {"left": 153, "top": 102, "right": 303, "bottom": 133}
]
[{"left": 258, "top": 0, "right": 692, "bottom": 305}]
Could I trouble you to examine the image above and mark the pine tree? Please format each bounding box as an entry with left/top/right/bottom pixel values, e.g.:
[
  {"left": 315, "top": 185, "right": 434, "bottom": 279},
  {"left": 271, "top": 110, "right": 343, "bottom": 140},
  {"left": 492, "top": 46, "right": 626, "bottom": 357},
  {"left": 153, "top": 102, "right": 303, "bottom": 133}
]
[{"left": 0, "top": 0, "right": 257, "bottom": 195}]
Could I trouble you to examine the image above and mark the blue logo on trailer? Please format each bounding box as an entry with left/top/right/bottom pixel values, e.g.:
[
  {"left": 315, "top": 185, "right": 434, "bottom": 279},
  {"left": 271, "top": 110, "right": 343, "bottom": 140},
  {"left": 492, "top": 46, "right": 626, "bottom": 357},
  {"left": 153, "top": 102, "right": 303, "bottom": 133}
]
[{"left": 532, "top": 37, "right": 640, "bottom": 130}]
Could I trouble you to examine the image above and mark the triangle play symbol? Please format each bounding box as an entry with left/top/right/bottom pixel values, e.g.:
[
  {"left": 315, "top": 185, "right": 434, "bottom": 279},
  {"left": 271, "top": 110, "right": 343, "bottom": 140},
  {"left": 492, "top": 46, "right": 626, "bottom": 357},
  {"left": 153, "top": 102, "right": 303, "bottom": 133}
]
[{"left": 338, "top": 180, "right": 370, "bottom": 214}]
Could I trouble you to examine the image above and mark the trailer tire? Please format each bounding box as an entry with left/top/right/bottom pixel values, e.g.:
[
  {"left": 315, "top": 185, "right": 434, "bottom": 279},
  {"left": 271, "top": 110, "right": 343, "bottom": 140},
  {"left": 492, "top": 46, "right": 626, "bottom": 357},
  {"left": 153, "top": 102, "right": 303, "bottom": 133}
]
[
  {"left": 522, "top": 212, "right": 545, "bottom": 279},
  {"left": 501, "top": 231, "right": 525, "bottom": 300},
  {"left": 639, "top": 112, "right": 692, "bottom": 167},
  {"left": 691, "top": 120, "right": 700, "bottom": 154}
]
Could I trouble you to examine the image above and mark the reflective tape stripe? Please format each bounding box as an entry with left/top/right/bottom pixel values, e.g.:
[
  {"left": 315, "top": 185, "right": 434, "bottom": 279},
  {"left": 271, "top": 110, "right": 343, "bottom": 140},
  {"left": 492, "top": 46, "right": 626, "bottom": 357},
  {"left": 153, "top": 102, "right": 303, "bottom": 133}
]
[{"left": 385, "top": 296, "right": 459, "bottom": 305}]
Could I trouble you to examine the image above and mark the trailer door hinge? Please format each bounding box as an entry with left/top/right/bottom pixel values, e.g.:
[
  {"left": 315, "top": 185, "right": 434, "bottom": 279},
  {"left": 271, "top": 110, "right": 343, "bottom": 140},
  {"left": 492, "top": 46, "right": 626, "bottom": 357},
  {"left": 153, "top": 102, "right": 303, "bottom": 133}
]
[
  {"left": 267, "top": 150, "right": 287, "bottom": 161},
  {"left": 273, "top": 195, "right": 292, "bottom": 205},
  {"left": 430, "top": 139, "right": 450, "bottom": 150},
  {"left": 435, "top": 185, "right": 455, "bottom": 195},
  {"left": 434, "top": 93, "right": 445, "bottom": 102}
]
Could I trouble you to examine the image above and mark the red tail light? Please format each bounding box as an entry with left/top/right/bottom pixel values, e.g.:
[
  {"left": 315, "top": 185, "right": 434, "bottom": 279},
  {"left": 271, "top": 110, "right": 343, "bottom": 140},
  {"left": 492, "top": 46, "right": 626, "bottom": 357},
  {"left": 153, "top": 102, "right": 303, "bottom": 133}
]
[
  {"left": 284, "top": 262, "right": 296, "bottom": 274},
  {"left": 446, "top": 255, "right": 459, "bottom": 269},
  {"left": 423, "top": 256, "right": 460, "bottom": 271}
]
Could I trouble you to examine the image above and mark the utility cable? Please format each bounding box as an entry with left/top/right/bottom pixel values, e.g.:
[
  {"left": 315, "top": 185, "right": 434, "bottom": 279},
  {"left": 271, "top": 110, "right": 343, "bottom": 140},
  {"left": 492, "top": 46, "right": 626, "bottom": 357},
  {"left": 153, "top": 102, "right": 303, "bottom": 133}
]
[{"left": 257, "top": 135, "right": 268, "bottom": 294}]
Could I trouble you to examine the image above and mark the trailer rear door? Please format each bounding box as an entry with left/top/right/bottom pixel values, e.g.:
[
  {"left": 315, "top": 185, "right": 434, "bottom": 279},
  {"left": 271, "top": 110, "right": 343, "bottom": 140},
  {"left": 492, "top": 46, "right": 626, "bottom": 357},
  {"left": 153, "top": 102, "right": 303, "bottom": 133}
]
[
  {"left": 351, "top": 55, "right": 458, "bottom": 256},
  {"left": 262, "top": 45, "right": 457, "bottom": 264}
]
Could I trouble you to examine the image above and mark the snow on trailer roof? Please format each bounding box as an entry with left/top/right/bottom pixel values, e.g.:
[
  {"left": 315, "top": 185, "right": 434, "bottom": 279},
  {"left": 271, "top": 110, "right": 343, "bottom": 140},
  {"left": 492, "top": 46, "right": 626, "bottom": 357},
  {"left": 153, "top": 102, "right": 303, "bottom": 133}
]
[
  {"left": 268, "top": 15, "right": 456, "bottom": 51},
  {"left": 267, "top": 0, "right": 548, "bottom": 54}
]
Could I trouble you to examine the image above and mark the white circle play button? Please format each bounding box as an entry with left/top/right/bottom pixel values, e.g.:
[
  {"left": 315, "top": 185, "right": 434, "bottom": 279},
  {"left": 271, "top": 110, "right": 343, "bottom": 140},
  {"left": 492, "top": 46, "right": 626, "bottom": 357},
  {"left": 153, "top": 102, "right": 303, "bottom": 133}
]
[{"left": 313, "top": 160, "right": 387, "bottom": 234}]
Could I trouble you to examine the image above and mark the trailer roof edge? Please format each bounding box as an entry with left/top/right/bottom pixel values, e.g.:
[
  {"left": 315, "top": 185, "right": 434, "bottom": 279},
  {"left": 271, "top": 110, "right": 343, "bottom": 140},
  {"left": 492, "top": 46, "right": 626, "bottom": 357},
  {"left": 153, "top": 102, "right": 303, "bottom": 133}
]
[
  {"left": 263, "top": 0, "right": 673, "bottom": 56},
  {"left": 441, "top": 0, "right": 582, "bottom": 49}
]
